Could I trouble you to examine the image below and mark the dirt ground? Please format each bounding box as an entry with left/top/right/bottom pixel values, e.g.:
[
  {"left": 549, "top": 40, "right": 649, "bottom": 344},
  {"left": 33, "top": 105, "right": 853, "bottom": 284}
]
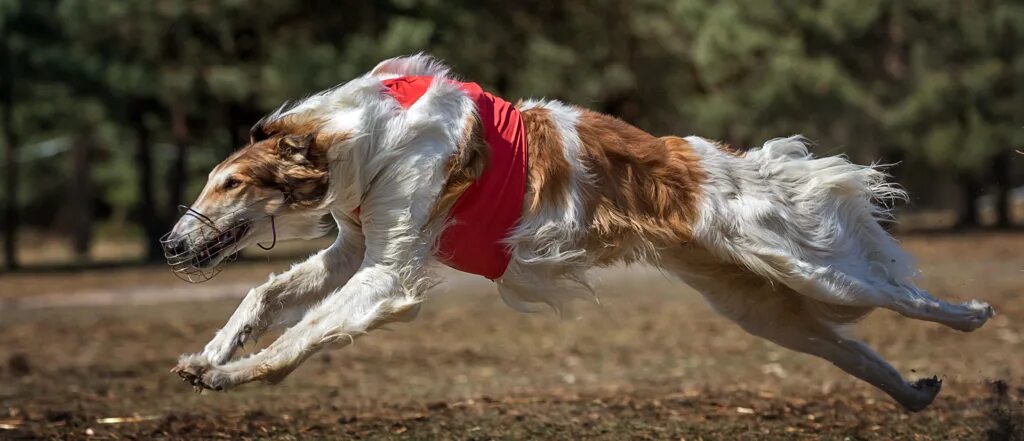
[{"left": 1, "top": 233, "right": 1022, "bottom": 440}]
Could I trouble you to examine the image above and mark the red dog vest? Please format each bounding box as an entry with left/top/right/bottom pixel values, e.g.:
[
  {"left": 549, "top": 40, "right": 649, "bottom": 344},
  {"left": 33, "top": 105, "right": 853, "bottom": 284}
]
[{"left": 381, "top": 76, "right": 528, "bottom": 279}]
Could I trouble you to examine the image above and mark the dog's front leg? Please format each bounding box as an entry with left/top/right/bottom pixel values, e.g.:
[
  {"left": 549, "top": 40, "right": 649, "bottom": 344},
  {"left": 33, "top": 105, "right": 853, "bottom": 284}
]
[
  {"left": 179, "top": 121, "right": 454, "bottom": 390},
  {"left": 185, "top": 171, "right": 446, "bottom": 390},
  {"left": 187, "top": 260, "right": 421, "bottom": 391},
  {"left": 173, "top": 222, "right": 364, "bottom": 379}
]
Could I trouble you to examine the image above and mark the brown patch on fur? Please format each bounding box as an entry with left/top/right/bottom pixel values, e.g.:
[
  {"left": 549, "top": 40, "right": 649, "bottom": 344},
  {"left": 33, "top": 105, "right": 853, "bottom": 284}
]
[
  {"left": 217, "top": 131, "right": 342, "bottom": 208},
  {"left": 429, "top": 115, "right": 490, "bottom": 221},
  {"left": 520, "top": 107, "right": 572, "bottom": 215},
  {"left": 574, "top": 110, "right": 706, "bottom": 252}
]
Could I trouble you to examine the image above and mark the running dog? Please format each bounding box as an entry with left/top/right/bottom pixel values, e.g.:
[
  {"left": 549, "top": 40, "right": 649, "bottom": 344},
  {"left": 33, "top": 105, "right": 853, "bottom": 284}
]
[{"left": 163, "top": 54, "right": 994, "bottom": 411}]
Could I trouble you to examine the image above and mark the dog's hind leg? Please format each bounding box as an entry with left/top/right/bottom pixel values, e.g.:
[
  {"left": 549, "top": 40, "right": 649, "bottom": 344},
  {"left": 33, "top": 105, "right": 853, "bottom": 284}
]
[
  {"left": 696, "top": 198, "right": 994, "bottom": 331},
  {"left": 874, "top": 284, "right": 993, "bottom": 332},
  {"left": 690, "top": 136, "right": 992, "bottom": 332},
  {"left": 724, "top": 247, "right": 995, "bottom": 332},
  {"left": 787, "top": 262, "right": 993, "bottom": 332},
  {"left": 675, "top": 264, "right": 941, "bottom": 411}
]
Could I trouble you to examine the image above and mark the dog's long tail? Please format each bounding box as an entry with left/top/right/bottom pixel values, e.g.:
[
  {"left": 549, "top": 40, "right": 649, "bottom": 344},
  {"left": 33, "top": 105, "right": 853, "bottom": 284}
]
[{"left": 686, "top": 136, "right": 916, "bottom": 323}]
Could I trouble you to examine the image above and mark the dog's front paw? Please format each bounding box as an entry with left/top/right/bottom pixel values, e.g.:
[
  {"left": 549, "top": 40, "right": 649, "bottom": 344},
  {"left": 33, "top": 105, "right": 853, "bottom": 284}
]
[
  {"left": 197, "top": 367, "right": 236, "bottom": 391},
  {"left": 171, "top": 353, "right": 218, "bottom": 392}
]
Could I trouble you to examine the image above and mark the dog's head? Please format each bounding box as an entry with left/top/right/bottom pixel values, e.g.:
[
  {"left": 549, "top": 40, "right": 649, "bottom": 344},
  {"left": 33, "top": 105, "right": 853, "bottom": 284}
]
[{"left": 161, "top": 131, "right": 336, "bottom": 281}]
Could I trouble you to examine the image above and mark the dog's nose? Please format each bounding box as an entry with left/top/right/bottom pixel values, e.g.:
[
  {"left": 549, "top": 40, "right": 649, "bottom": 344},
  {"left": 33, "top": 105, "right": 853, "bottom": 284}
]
[{"left": 161, "top": 233, "right": 188, "bottom": 257}]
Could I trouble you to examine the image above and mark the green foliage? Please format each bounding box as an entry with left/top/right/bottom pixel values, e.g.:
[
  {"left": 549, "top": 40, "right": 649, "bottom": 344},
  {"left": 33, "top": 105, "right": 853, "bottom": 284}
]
[
  {"left": 2, "top": 0, "right": 1021, "bottom": 235},
  {"left": 882, "top": 1, "right": 1024, "bottom": 171}
]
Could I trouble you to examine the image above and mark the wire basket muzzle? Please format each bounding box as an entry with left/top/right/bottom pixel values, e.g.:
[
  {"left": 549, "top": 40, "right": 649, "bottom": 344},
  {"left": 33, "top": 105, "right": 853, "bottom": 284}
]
[{"left": 160, "top": 206, "right": 257, "bottom": 283}]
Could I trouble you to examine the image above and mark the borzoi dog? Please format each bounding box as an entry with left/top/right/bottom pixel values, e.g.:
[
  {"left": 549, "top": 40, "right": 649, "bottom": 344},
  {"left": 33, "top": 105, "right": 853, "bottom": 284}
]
[{"left": 163, "top": 54, "right": 993, "bottom": 411}]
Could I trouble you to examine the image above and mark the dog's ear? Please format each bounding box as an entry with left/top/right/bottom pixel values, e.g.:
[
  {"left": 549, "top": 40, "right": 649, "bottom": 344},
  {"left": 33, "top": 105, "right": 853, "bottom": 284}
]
[
  {"left": 250, "top": 121, "right": 271, "bottom": 144},
  {"left": 277, "top": 134, "right": 316, "bottom": 161}
]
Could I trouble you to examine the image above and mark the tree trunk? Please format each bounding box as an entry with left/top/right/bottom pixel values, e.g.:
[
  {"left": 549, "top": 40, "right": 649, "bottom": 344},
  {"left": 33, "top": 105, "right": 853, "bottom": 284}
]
[
  {"left": 991, "top": 151, "right": 1013, "bottom": 229},
  {"left": 1, "top": 21, "right": 18, "bottom": 270},
  {"left": 955, "top": 173, "right": 981, "bottom": 229},
  {"left": 168, "top": 101, "right": 189, "bottom": 215},
  {"left": 70, "top": 134, "right": 95, "bottom": 261},
  {"left": 131, "top": 106, "right": 164, "bottom": 262}
]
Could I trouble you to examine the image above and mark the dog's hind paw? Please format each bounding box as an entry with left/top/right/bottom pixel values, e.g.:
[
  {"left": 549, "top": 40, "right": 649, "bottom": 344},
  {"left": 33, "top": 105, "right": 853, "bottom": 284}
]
[
  {"left": 950, "top": 300, "right": 995, "bottom": 332},
  {"left": 901, "top": 376, "right": 942, "bottom": 412}
]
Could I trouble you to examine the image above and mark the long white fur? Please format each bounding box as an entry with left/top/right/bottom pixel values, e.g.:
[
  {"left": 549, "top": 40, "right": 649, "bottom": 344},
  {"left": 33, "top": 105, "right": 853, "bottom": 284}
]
[{"left": 174, "top": 54, "right": 993, "bottom": 411}]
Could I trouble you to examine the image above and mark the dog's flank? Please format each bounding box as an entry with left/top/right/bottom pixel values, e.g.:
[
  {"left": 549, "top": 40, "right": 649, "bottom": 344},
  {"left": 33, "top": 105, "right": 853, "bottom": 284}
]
[
  {"left": 576, "top": 110, "right": 705, "bottom": 263},
  {"left": 166, "top": 54, "right": 993, "bottom": 412}
]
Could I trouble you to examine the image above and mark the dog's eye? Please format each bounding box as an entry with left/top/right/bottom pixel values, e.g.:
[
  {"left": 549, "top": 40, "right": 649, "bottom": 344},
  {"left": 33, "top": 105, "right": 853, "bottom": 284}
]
[{"left": 222, "top": 178, "right": 242, "bottom": 190}]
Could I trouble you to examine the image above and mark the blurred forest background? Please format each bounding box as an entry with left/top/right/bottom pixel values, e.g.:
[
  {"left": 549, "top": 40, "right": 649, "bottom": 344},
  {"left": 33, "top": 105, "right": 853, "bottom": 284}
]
[{"left": 0, "top": 0, "right": 1022, "bottom": 270}]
